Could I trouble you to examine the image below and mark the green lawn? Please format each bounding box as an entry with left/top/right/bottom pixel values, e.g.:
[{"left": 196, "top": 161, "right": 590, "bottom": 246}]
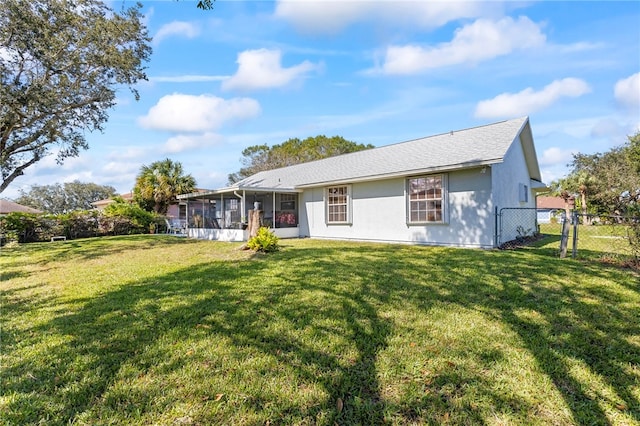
[{"left": 1, "top": 236, "right": 638, "bottom": 425}]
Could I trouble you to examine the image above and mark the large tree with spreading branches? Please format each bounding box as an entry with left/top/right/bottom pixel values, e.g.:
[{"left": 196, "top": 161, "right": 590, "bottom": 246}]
[
  {"left": 15, "top": 180, "right": 116, "bottom": 214},
  {"left": 550, "top": 132, "right": 640, "bottom": 216},
  {"left": 0, "top": 0, "right": 152, "bottom": 193},
  {"left": 229, "top": 135, "right": 374, "bottom": 184}
]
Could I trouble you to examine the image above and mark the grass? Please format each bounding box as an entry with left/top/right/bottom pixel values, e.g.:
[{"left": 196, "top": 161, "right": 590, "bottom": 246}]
[
  {"left": 1, "top": 235, "right": 639, "bottom": 425},
  {"left": 539, "top": 222, "right": 639, "bottom": 268}
]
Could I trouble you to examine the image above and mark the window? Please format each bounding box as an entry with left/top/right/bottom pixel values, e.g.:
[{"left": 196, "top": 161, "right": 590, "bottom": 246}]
[
  {"left": 519, "top": 183, "right": 529, "bottom": 203},
  {"left": 407, "top": 175, "right": 446, "bottom": 223},
  {"left": 326, "top": 185, "right": 351, "bottom": 224},
  {"left": 280, "top": 193, "right": 296, "bottom": 211}
]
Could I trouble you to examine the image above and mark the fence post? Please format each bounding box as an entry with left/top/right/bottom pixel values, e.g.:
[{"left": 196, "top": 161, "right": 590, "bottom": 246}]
[
  {"left": 559, "top": 214, "right": 570, "bottom": 258},
  {"left": 572, "top": 211, "right": 579, "bottom": 258},
  {"left": 494, "top": 206, "right": 499, "bottom": 247}
]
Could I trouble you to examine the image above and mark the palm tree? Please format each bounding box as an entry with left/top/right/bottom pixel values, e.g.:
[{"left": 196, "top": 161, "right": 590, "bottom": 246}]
[
  {"left": 573, "top": 170, "right": 596, "bottom": 224},
  {"left": 133, "top": 159, "right": 196, "bottom": 214}
]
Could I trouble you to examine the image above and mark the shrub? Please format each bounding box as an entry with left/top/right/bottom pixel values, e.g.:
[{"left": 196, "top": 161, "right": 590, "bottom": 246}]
[
  {"left": 60, "top": 210, "right": 100, "bottom": 239},
  {"left": 103, "top": 198, "right": 155, "bottom": 233},
  {"left": 0, "top": 212, "right": 63, "bottom": 243},
  {"left": 247, "top": 227, "right": 280, "bottom": 253}
]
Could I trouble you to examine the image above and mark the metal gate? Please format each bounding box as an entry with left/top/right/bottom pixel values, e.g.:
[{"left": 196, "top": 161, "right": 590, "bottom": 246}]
[{"left": 496, "top": 207, "right": 539, "bottom": 247}]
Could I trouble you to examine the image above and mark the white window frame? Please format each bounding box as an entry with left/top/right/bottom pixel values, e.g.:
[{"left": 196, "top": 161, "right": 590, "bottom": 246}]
[
  {"left": 325, "top": 185, "right": 352, "bottom": 225},
  {"left": 406, "top": 174, "right": 448, "bottom": 225}
]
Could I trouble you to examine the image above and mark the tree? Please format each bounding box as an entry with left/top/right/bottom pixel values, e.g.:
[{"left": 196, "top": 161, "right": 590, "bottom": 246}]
[
  {"left": 229, "top": 135, "right": 374, "bottom": 183},
  {"left": 196, "top": 0, "right": 215, "bottom": 9},
  {"left": 0, "top": 0, "right": 152, "bottom": 193},
  {"left": 15, "top": 180, "right": 116, "bottom": 214},
  {"left": 133, "top": 159, "right": 196, "bottom": 214},
  {"left": 551, "top": 132, "right": 640, "bottom": 216}
]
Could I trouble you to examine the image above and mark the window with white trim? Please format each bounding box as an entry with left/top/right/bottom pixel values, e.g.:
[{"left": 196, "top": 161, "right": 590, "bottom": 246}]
[
  {"left": 326, "top": 185, "right": 351, "bottom": 224},
  {"left": 407, "top": 175, "right": 447, "bottom": 223}
]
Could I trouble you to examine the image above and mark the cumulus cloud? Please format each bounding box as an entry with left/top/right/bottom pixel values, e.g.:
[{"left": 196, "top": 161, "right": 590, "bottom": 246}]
[
  {"left": 539, "top": 147, "right": 574, "bottom": 167},
  {"left": 153, "top": 21, "right": 200, "bottom": 45},
  {"left": 138, "top": 94, "right": 261, "bottom": 133},
  {"left": 379, "top": 16, "right": 546, "bottom": 75},
  {"left": 614, "top": 72, "right": 640, "bottom": 111},
  {"left": 162, "top": 133, "right": 223, "bottom": 154},
  {"left": 274, "top": 1, "right": 500, "bottom": 35},
  {"left": 222, "top": 49, "right": 320, "bottom": 92},
  {"left": 474, "top": 78, "right": 591, "bottom": 118}
]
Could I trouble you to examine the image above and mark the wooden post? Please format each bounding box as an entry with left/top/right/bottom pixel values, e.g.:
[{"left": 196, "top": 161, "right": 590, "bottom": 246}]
[{"left": 559, "top": 215, "right": 570, "bottom": 258}]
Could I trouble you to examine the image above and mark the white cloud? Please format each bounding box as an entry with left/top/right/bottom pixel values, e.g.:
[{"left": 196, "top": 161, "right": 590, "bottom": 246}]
[
  {"left": 474, "top": 78, "right": 591, "bottom": 118},
  {"left": 153, "top": 21, "right": 200, "bottom": 45},
  {"left": 614, "top": 72, "right": 640, "bottom": 111},
  {"left": 222, "top": 49, "right": 320, "bottom": 92},
  {"left": 138, "top": 94, "right": 261, "bottom": 133},
  {"left": 102, "top": 161, "right": 140, "bottom": 175},
  {"left": 162, "top": 133, "right": 223, "bottom": 154},
  {"left": 274, "top": 1, "right": 501, "bottom": 35},
  {"left": 107, "top": 147, "right": 150, "bottom": 162},
  {"left": 539, "top": 147, "right": 574, "bottom": 167},
  {"left": 379, "top": 16, "right": 546, "bottom": 75}
]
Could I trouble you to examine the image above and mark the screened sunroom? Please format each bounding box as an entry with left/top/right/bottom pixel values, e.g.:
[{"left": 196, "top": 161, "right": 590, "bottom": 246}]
[{"left": 176, "top": 188, "right": 300, "bottom": 241}]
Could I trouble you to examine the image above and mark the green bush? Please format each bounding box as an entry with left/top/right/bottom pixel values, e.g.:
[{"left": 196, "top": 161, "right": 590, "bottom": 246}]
[
  {"left": 0, "top": 213, "right": 63, "bottom": 243},
  {"left": 247, "top": 227, "right": 280, "bottom": 253},
  {"left": 103, "top": 198, "right": 155, "bottom": 233},
  {"left": 60, "top": 210, "right": 100, "bottom": 239},
  {"left": 0, "top": 200, "right": 159, "bottom": 244}
]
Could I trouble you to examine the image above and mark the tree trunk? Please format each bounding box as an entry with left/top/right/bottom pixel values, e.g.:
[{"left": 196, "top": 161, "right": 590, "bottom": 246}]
[{"left": 247, "top": 209, "right": 262, "bottom": 238}]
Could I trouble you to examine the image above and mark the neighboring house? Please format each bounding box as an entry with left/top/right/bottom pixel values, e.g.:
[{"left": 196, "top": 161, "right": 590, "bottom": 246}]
[
  {"left": 178, "top": 116, "right": 547, "bottom": 248},
  {"left": 537, "top": 196, "right": 574, "bottom": 224},
  {"left": 92, "top": 190, "right": 205, "bottom": 223},
  {"left": 91, "top": 192, "right": 135, "bottom": 210},
  {"left": 0, "top": 199, "right": 43, "bottom": 215}
]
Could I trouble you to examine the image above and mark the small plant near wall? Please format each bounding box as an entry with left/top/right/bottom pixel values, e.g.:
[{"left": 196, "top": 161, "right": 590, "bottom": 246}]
[
  {"left": 247, "top": 227, "right": 280, "bottom": 253},
  {"left": 516, "top": 225, "right": 534, "bottom": 241}
]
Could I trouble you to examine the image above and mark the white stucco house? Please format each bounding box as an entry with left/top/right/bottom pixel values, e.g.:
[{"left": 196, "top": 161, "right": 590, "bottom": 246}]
[{"left": 178, "top": 116, "right": 546, "bottom": 248}]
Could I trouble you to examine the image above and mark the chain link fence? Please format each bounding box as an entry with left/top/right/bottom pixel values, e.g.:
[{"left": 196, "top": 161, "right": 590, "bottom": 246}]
[
  {"left": 569, "top": 213, "right": 639, "bottom": 266},
  {"left": 498, "top": 207, "right": 639, "bottom": 267},
  {"left": 497, "top": 207, "right": 540, "bottom": 248}
]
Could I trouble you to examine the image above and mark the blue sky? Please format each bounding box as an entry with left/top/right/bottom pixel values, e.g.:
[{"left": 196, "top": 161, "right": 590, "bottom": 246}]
[{"left": 5, "top": 0, "right": 639, "bottom": 199}]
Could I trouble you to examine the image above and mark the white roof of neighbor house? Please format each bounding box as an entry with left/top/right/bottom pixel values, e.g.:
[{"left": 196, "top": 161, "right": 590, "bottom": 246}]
[{"left": 231, "top": 117, "right": 540, "bottom": 190}]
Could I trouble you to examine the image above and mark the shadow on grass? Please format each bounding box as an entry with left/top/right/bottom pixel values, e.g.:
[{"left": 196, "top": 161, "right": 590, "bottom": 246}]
[{"left": 2, "top": 241, "right": 638, "bottom": 424}]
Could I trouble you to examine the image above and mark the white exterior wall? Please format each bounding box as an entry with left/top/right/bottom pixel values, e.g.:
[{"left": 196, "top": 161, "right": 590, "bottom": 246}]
[
  {"left": 299, "top": 167, "right": 494, "bottom": 248},
  {"left": 188, "top": 228, "right": 246, "bottom": 241},
  {"left": 491, "top": 134, "right": 538, "bottom": 243}
]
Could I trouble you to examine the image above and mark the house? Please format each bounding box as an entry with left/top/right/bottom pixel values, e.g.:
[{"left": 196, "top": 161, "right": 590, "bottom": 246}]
[
  {"left": 178, "top": 116, "right": 547, "bottom": 248},
  {"left": 92, "top": 190, "right": 206, "bottom": 226},
  {"left": 0, "top": 199, "right": 43, "bottom": 215},
  {"left": 91, "top": 191, "right": 189, "bottom": 220},
  {"left": 91, "top": 192, "right": 135, "bottom": 210},
  {"left": 537, "top": 195, "right": 574, "bottom": 224}
]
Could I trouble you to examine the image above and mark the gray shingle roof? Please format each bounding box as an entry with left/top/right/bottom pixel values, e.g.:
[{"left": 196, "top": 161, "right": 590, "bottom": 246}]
[
  {"left": 233, "top": 117, "right": 534, "bottom": 191},
  {"left": 0, "top": 199, "right": 43, "bottom": 214}
]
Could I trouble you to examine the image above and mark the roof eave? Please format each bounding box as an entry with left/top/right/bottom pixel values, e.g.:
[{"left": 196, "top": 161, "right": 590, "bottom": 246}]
[{"left": 177, "top": 186, "right": 301, "bottom": 200}]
